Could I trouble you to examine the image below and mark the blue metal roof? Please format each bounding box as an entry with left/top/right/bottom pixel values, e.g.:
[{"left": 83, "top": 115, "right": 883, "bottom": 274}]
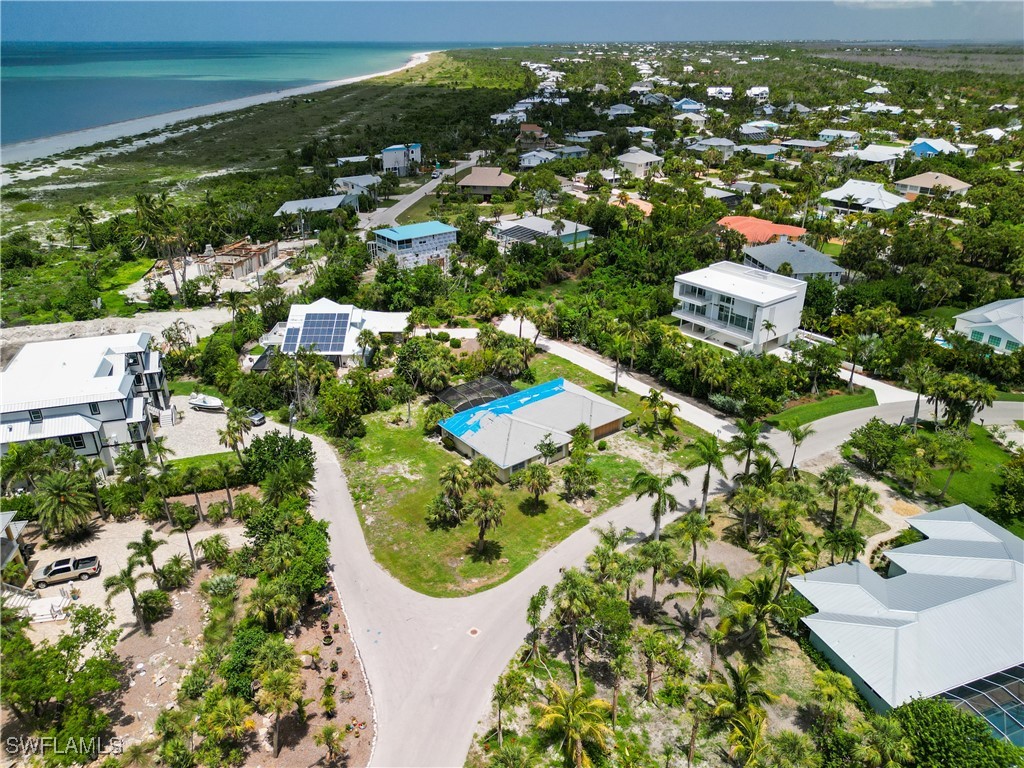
[
  {"left": 374, "top": 221, "right": 458, "bottom": 241},
  {"left": 440, "top": 378, "right": 567, "bottom": 439},
  {"left": 383, "top": 143, "right": 422, "bottom": 151}
]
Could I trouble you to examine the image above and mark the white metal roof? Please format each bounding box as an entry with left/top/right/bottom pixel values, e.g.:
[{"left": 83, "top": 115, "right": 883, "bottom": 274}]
[
  {"left": 821, "top": 180, "right": 908, "bottom": 211},
  {"left": 281, "top": 298, "right": 409, "bottom": 358},
  {"left": 675, "top": 261, "right": 805, "bottom": 305},
  {"left": 1, "top": 413, "right": 102, "bottom": 445},
  {"left": 790, "top": 504, "right": 1024, "bottom": 708},
  {"left": 0, "top": 333, "right": 150, "bottom": 413},
  {"left": 954, "top": 299, "right": 1024, "bottom": 345}
]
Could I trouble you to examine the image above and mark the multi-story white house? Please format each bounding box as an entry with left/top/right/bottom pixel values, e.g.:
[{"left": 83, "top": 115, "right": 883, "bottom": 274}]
[
  {"left": 672, "top": 261, "right": 807, "bottom": 352},
  {"left": 616, "top": 148, "right": 663, "bottom": 179},
  {"left": 380, "top": 143, "right": 421, "bottom": 176},
  {"left": 370, "top": 221, "right": 458, "bottom": 270},
  {"left": 953, "top": 299, "right": 1023, "bottom": 355},
  {"left": 0, "top": 333, "right": 169, "bottom": 473},
  {"left": 745, "top": 86, "right": 770, "bottom": 104}
]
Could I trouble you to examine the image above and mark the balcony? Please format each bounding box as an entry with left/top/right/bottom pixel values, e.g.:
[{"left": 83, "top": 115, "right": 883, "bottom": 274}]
[{"left": 673, "top": 308, "right": 756, "bottom": 343}]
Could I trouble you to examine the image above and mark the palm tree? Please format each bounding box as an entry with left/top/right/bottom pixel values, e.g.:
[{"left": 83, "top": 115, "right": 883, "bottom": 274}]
[
  {"left": 728, "top": 419, "right": 776, "bottom": 477},
  {"left": 537, "top": 683, "right": 613, "bottom": 768},
  {"left": 844, "top": 483, "right": 881, "bottom": 531},
  {"left": 718, "top": 574, "right": 784, "bottom": 654},
  {"left": 218, "top": 426, "right": 244, "bottom": 462},
  {"left": 492, "top": 666, "right": 527, "bottom": 746},
  {"left": 261, "top": 458, "right": 314, "bottom": 506},
  {"left": 901, "top": 359, "right": 936, "bottom": 433},
  {"left": 263, "top": 535, "right": 299, "bottom": 576},
  {"left": 256, "top": 668, "right": 304, "bottom": 758},
  {"left": 196, "top": 533, "right": 230, "bottom": 566},
  {"left": 438, "top": 463, "right": 470, "bottom": 510},
  {"left": 79, "top": 456, "right": 109, "bottom": 519},
  {"left": 818, "top": 465, "right": 852, "bottom": 530},
  {"left": 36, "top": 471, "right": 95, "bottom": 539},
  {"left": 728, "top": 710, "right": 768, "bottom": 768},
  {"left": 842, "top": 333, "right": 875, "bottom": 391},
  {"left": 468, "top": 456, "right": 498, "bottom": 490},
  {"left": 526, "top": 585, "right": 549, "bottom": 660},
  {"left": 640, "top": 389, "right": 666, "bottom": 435},
  {"left": 939, "top": 434, "right": 972, "bottom": 499},
  {"left": 148, "top": 436, "right": 175, "bottom": 468},
  {"left": 782, "top": 423, "right": 815, "bottom": 478},
  {"left": 313, "top": 724, "right": 347, "bottom": 764},
  {"left": 470, "top": 489, "right": 505, "bottom": 548},
  {"left": 356, "top": 328, "right": 378, "bottom": 366},
  {"left": 677, "top": 510, "right": 715, "bottom": 563},
  {"left": 684, "top": 433, "right": 727, "bottom": 515},
  {"left": 851, "top": 715, "right": 914, "bottom": 768},
  {"left": 811, "top": 669, "right": 856, "bottom": 729},
  {"left": 127, "top": 529, "right": 167, "bottom": 573},
  {"left": 674, "top": 559, "right": 729, "bottom": 632},
  {"left": 758, "top": 527, "right": 815, "bottom": 600},
  {"left": 204, "top": 696, "right": 255, "bottom": 742},
  {"left": 220, "top": 290, "right": 249, "bottom": 347},
  {"left": 639, "top": 539, "right": 677, "bottom": 602},
  {"left": 522, "top": 462, "right": 553, "bottom": 502},
  {"left": 226, "top": 407, "right": 253, "bottom": 449},
  {"left": 0, "top": 441, "right": 46, "bottom": 493},
  {"left": 180, "top": 465, "right": 205, "bottom": 521},
  {"left": 117, "top": 742, "right": 156, "bottom": 767},
  {"left": 607, "top": 334, "right": 630, "bottom": 395},
  {"left": 246, "top": 581, "right": 299, "bottom": 631},
  {"left": 491, "top": 742, "right": 533, "bottom": 768},
  {"left": 703, "top": 660, "right": 777, "bottom": 720},
  {"left": 727, "top": 484, "right": 763, "bottom": 544},
  {"left": 104, "top": 561, "right": 156, "bottom": 632},
  {"left": 551, "top": 568, "right": 598, "bottom": 686},
  {"left": 214, "top": 457, "right": 236, "bottom": 516},
  {"left": 76, "top": 204, "right": 97, "bottom": 249},
  {"left": 630, "top": 469, "right": 688, "bottom": 541}
]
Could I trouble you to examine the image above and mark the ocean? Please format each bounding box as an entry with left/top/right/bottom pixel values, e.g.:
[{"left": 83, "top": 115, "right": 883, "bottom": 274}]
[{"left": 0, "top": 41, "right": 428, "bottom": 145}]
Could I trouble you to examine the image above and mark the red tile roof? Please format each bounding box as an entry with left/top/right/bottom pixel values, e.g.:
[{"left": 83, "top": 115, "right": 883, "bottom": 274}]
[{"left": 718, "top": 216, "right": 807, "bottom": 244}]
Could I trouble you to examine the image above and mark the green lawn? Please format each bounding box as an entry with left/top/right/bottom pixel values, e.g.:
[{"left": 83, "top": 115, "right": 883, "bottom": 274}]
[
  {"left": 767, "top": 390, "right": 878, "bottom": 428},
  {"left": 168, "top": 378, "right": 229, "bottom": 402},
  {"left": 918, "top": 305, "right": 963, "bottom": 323},
  {"left": 921, "top": 423, "right": 1013, "bottom": 510},
  {"left": 342, "top": 401, "right": 644, "bottom": 597},
  {"left": 996, "top": 391, "right": 1024, "bottom": 402},
  {"left": 820, "top": 241, "right": 842, "bottom": 257},
  {"left": 97, "top": 258, "right": 155, "bottom": 316},
  {"left": 395, "top": 194, "right": 437, "bottom": 225},
  {"left": 168, "top": 451, "right": 240, "bottom": 472}
]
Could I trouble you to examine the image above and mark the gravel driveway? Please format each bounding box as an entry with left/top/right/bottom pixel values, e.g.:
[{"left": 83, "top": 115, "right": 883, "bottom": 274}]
[{"left": 158, "top": 395, "right": 280, "bottom": 459}]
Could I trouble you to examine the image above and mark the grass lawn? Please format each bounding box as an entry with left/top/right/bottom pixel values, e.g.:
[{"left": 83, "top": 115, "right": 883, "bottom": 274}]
[
  {"left": 168, "top": 378, "right": 229, "bottom": 401},
  {"left": 820, "top": 241, "right": 842, "bottom": 257},
  {"left": 766, "top": 390, "right": 878, "bottom": 428},
  {"left": 168, "top": 451, "right": 240, "bottom": 472},
  {"left": 342, "top": 402, "right": 645, "bottom": 597},
  {"left": 918, "top": 305, "right": 963, "bottom": 323},
  {"left": 996, "top": 391, "right": 1024, "bottom": 402},
  {"left": 921, "top": 423, "right": 1013, "bottom": 510},
  {"left": 97, "top": 258, "right": 155, "bottom": 316},
  {"left": 395, "top": 194, "right": 437, "bottom": 225},
  {"left": 249, "top": 344, "right": 265, "bottom": 355}
]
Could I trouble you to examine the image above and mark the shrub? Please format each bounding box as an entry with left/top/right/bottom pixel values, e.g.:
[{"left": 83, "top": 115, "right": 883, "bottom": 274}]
[
  {"left": 201, "top": 573, "right": 239, "bottom": 598},
  {"left": 893, "top": 697, "right": 1021, "bottom": 768},
  {"left": 597, "top": 440, "right": 608, "bottom": 451},
  {"left": 180, "top": 667, "right": 210, "bottom": 700},
  {"left": 171, "top": 502, "right": 198, "bottom": 530},
  {"left": 242, "top": 431, "right": 315, "bottom": 485},
  {"left": 220, "top": 624, "right": 271, "bottom": 699},
  {"left": 226, "top": 545, "right": 261, "bottom": 578},
  {"left": 708, "top": 392, "right": 745, "bottom": 415},
  {"left": 434, "top": 331, "right": 450, "bottom": 342},
  {"left": 158, "top": 554, "right": 194, "bottom": 590},
  {"left": 138, "top": 590, "right": 172, "bottom": 623},
  {"left": 206, "top": 500, "right": 229, "bottom": 525},
  {"left": 449, "top": 338, "right": 462, "bottom": 349}
]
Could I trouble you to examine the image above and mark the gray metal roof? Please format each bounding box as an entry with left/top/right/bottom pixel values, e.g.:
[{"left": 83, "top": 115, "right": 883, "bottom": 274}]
[{"left": 743, "top": 240, "right": 839, "bottom": 275}]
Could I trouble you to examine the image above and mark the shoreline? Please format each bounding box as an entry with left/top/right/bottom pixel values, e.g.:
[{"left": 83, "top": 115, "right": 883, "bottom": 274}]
[{"left": 0, "top": 50, "right": 439, "bottom": 167}]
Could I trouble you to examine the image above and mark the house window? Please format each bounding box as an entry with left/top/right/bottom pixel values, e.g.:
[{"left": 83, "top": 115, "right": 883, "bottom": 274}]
[
  {"left": 135, "top": 374, "right": 144, "bottom": 386},
  {"left": 1006, "top": 341, "right": 1020, "bottom": 352},
  {"left": 89, "top": 402, "right": 101, "bottom": 416},
  {"left": 720, "top": 296, "right": 734, "bottom": 305},
  {"left": 970, "top": 330, "right": 984, "bottom": 342},
  {"left": 60, "top": 434, "right": 86, "bottom": 450},
  {"left": 987, "top": 335, "right": 1002, "bottom": 348},
  {"left": 28, "top": 409, "right": 42, "bottom": 423}
]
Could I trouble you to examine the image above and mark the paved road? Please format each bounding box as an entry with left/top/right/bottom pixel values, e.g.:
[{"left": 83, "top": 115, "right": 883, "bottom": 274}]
[
  {"left": 305, "top": 345, "right": 925, "bottom": 767},
  {"left": 360, "top": 151, "right": 484, "bottom": 230}
]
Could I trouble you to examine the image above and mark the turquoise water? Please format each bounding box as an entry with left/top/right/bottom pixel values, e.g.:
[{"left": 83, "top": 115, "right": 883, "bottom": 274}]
[{"left": 0, "top": 42, "right": 427, "bottom": 145}]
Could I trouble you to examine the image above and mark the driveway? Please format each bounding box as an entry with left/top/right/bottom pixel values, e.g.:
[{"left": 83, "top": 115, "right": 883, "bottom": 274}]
[{"left": 158, "top": 395, "right": 280, "bottom": 459}]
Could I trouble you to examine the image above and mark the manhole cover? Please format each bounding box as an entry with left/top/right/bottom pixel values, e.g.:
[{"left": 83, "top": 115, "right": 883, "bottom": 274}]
[{"left": 468, "top": 628, "right": 480, "bottom": 637}]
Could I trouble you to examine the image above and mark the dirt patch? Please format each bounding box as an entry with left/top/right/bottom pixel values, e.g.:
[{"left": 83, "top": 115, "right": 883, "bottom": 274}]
[
  {"left": 891, "top": 500, "right": 923, "bottom": 518},
  {"left": 604, "top": 431, "right": 683, "bottom": 474}
]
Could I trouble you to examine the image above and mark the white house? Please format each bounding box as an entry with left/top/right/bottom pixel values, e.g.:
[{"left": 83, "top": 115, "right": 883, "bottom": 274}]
[
  {"left": 688, "top": 137, "right": 736, "bottom": 161},
  {"left": 280, "top": 298, "right": 410, "bottom": 368},
  {"left": 864, "top": 84, "right": 890, "bottom": 95},
  {"left": 0, "top": 333, "right": 169, "bottom": 473},
  {"left": 606, "top": 103, "right": 635, "bottom": 119},
  {"left": 819, "top": 128, "right": 862, "bottom": 145},
  {"left": 334, "top": 174, "right": 382, "bottom": 196},
  {"left": 672, "top": 261, "right": 807, "bottom": 352},
  {"left": 566, "top": 130, "right": 606, "bottom": 144},
  {"left": 745, "top": 86, "right": 770, "bottom": 104},
  {"left": 821, "top": 180, "right": 908, "bottom": 212},
  {"left": 519, "top": 149, "right": 558, "bottom": 169},
  {"left": 616, "top": 148, "right": 663, "bottom": 179},
  {"left": 706, "top": 86, "right": 733, "bottom": 100},
  {"left": 674, "top": 113, "right": 707, "bottom": 129},
  {"left": 491, "top": 216, "right": 592, "bottom": 249},
  {"left": 863, "top": 101, "right": 904, "bottom": 115},
  {"left": 833, "top": 144, "right": 908, "bottom": 174},
  {"left": 380, "top": 143, "right": 421, "bottom": 176},
  {"left": 370, "top": 221, "right": 458, "bottom": 270},
  {"left": 953, "top": 299, "right": 1023, "bottom": 354},
  {"left": 491, "top": 111, "right": 528, "bottom": 126}
]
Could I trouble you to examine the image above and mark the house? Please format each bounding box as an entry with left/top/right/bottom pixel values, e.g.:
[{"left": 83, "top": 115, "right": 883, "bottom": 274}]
[
  {"left": 673, "top": 113, "right": 707, "bottom": 129},
  {"left": 819, "top": 128, "right": 862, "bottom": 145},
  {"left": 610, "top": 197, "right": 653, "bottom": 217},
  {"left": 336, "top": 154, "right": 373, "bottom": 166},
  {"left": 626, "top": 126, "right": 656, "bottom": 139},
  {"left": 491, "top": 110, "right": 528, "bottom": 126},
  {"left": 953, "top": 299, "right": 1023, "bottom": 354},
  {"left": 1, "top": 511, "right": 29, "bottom": 572},
  {"left": 706, "top": 86, "right": 733, "bottom": 100},
  {"left": 639, "top": 92, "right": 673, "bottom": 107},
  {"left": 989, "top": 103, "right": 1019, "bottom": 113},
  {"left": 863, "top": 102, "right": 904, "bottom": 115},
  {"left": 976, "top": 127, "right": 1006, "bottom": 142},
  {"left": 565, "top": 130, "right": 606, "bottom": 144},
  {"left": 0, "top": 333, "right": 170, "bottom": 473},
  {"left": 821, "top": 180, "right": 908, "bottom": 212},
  {"left": 439, "top": 378, "right": 629, "bottom": 483},
  {"left": 380, "top": 143, "right": 421, "bottom": 176},
  {"left": 616, "top": 148, "right": 664, "bottom": 178},
  {"left": 864, "top": 84, "right": 890, "bottom": 95},
  {"left": 518, "top": 123, "right": 550, "bottom": 150},
  {"left": 734, "top": 145, "right": 783, "bottom": 160},
  {"left": 200, "top": 239, "right": 278, "bottom": 280},
  {"left": 737, "top": 125, "right": 770, "bottom": 142},
  {"left": 334, "top": 174, "right": 382, "bottom": 196},
  {"left": 718, "top": 216, "right": 807, "bottom": 244},
  {"left": 780, "top": 102, "right": 812, "bottom": 116},
  {"left": 280, "top": 298, "right": 410, "bottom": 368},
  {"left": 894, "top": 171, "right": 972, "bottom": 199},
  {"left": 491, "top": 216, "right": 592, "bottom": 248},
  {"left": 552, "top": 145, "right": 588, "bottom": 159},
  {"left": 673, "top": 98, "right": 706, "bottom": 113},
  {"left": 833, "top": 144, "right": 908, "bottom": 173},
  {"left": 672, "top": 261, "right": 807, "bottom": 352},
  {"left": 606, "top": 104, "right": 636, "bottom": 119},
  {"left": 781, "top": 139, "right": 829, "bottom": 153},
  {"left": 702, "top": 187, "right": 741, "bottom": 209},
  {"left": 370, "top": 221, "right": 458, "bottom": 270},
  {"left": 745, "top": 86, "right": 770, "bottom": 104},
  {"left": 909, "top": 137, "right": 977, "bottom": 158},
  {"left": 727, "top": 180, "right": 782, "bottom": 195},
  {"left": 519, "top": 149, "right": 558, "bottom": 169},
  {"left": 274, "top": 194, "right": 358, "bottom": 217},
  {"left": 573, "top": 168, "right": 621, "bottom": 188},
  {"left": 790, "top": 504, "right": 1024, "bottom": 741},
  {"left": 743, "top": 238, "right": 842, "bottom": 284},
  {"left": 629, "top": 80, "right": 654, "bottom": 94},
  {"left": 688, "top": 137, "right": 736, "bottom": 160},
  {"left": 457, "top": 167, "right": 517, "bottom": 200}
]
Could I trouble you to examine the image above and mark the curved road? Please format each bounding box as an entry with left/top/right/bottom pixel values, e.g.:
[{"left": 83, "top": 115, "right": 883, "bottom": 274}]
[{"left": 309, "top": 332, "right": 1020, "bottom": 767}]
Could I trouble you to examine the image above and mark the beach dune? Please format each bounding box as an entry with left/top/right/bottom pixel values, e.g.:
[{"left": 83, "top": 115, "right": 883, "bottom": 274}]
[{"left": 1, "top": 50, "right": 437, "bottom": 167}]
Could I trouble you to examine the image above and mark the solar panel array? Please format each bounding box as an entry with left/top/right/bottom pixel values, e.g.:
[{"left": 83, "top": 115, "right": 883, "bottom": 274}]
[{"left": 281, "top": 312, "right": 351, "bottom": 354}]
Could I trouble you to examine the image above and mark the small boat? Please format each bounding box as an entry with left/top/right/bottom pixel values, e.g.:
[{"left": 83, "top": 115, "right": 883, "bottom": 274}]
[{"left": 188, "top": 393, "right": 224, "bottom": 412}]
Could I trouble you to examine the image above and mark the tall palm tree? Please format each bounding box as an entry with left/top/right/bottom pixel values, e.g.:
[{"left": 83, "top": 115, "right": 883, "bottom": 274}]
[
  {"left": 35, "top": 471, "right": 94, "bottom": 539},
  {"left": 78, "top": 456, "right": 109, "bottom": 519},
  {"left": 630, "top": 469, "right": 689, "bottom": 541},
  {"left": 551, "top": 569, "right": 598, "bottom": 686},
  {"left": 148, "top": 435, "right": 175, "bottom": 468},
  {"left": 718, "top": 574, "right": 784, "bottom": 654},
  {"left": 470, "top": 489, "right": 505, "bottom": 548},
  {"left": 256, "top": 668, "right": 304, "bottom": 758},
  {"left": 844, "top": 483, "right": 881, "bottom": 531},
  {"left": 220, "top": 290, "right": 249, "bottom": 347},
  {"left": 438, "top": 463, "right": 470, "bottom": 510},
  {"left": 104, "top": 561, "right": 156, "bottom": 632},
  {"left": 76, "top": 204, "right": 97, "bottom": 249},
  {"left": 639, "top": 539, "right": 677, "bottom": 602},
  {"left": 674, "top": 559, "right": 729, "bottom": 632},
  {"left": 180, "top": 465, "right": 205, "bottom": 521},
  {"left": 214, "top": 457, "right": 236, "bottom": 515},
  {"left": 226, "top": 407, "right": 253, "bottom": 449},
  {"left": 728, "top": 419, "right": 776, "bottom": 478},
  {"left": 607, "top": 334, "right": 630, "bottom": 394},
  {"left": 492, "top": 666, "right": 527, "bottom": 747},
  {"left": 677, "top": 510, "right": 715, "bottom": 563},
  {"left": 684, "top": 433, "right": 727, "bottom": 515},
  {"left": 727, "top": 484, "right": 764, "bottom": 544},
  {"left": 127, "top": 528, "right": 167, "bottom": 574},
  {"left": 640, "top": 389, "right": 666, "bottom": 435},
  {"left": 0, "top": 441, "right": 46, "bottom": 493},
  {"left": 818, "top": 465, "right": 852, "bottom": 530},
  {"left": 537, "top": 683, "right": 613, "bottom": 768},
  {"left": 782, "top": 423, "right": 816, "bottom": 478},
  {"left": 703, "top": 660, "right": 777, "bottom": 720},
  {"left": 757, "top": 527, "right": 815, "bottom": 600},
  {"left": 901, "top": 359, "right": 936, "bottom": 433}
]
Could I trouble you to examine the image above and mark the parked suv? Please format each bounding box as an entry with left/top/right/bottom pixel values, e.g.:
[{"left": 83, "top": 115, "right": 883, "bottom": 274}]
[
  {"left": 245, "top": 407, "right": 266, "bottom": 426},
  {"left": 32, "top": 556, "right": 101, "bottom": 589}
]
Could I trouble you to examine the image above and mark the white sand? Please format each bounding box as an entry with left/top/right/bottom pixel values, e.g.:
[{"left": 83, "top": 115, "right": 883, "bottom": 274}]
[{"left": 0, "top": 50, "right": 438, "bottom": 168}]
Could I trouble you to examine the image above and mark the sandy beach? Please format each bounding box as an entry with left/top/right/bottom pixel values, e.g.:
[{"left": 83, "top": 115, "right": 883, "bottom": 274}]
[{"left": 0, "top": 50, "right": 438, "bottom": 168}]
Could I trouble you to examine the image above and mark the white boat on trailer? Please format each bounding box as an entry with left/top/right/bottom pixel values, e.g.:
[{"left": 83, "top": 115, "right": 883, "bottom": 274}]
[{"left": 188, "top": 393, "right": 225, "bottom": 412}]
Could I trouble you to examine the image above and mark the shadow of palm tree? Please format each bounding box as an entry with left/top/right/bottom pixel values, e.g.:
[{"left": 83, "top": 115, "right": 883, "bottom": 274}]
[
  {"left": 518, "top": 497, "right": 549, "bottom": 517},
  {"left": 466, "top": 539, "right": 503, "bottom": 563}
]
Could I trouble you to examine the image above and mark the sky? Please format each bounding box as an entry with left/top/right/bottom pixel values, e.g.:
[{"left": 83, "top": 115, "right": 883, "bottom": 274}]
[{"left": 2, "top": 0, "right": 1022, "bottom": 44}]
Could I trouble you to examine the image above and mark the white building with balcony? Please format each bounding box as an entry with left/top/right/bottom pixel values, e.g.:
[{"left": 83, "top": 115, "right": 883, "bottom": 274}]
[
  {"left": 370, "top": 221, "right": 459, "bottom": 270},
  {"left": 0, "top": 333, "right": 169, "bottom": 473},
  {"left": 672, "top": 262, "right": 806, "bottom": 352},
  {"left": 380, "top": 143, "right": 421, "bottom": 176}
]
